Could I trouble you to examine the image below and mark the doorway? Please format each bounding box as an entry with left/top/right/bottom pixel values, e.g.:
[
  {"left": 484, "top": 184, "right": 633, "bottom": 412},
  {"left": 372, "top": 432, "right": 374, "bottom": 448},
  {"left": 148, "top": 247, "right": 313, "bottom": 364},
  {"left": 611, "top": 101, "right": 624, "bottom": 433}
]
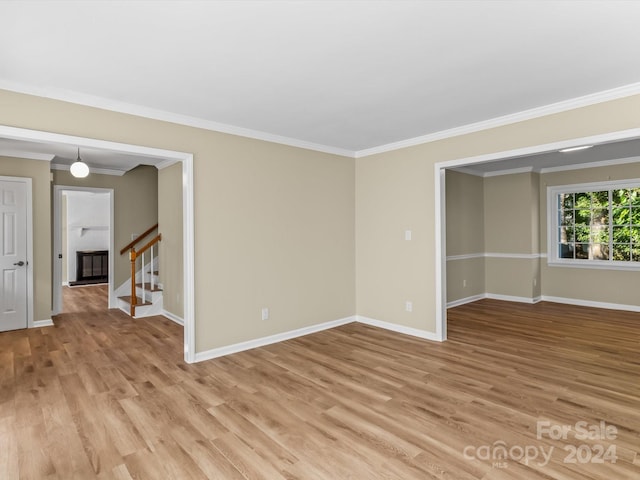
[
  {"left": 55, "top": 187, "right": 113, "bottom": 314},
  {"left": 0, "top": 176, "right": 33, "bottom": 332},
  {"left": 434, "top": 127, "right": 640, "bottom": 342}
]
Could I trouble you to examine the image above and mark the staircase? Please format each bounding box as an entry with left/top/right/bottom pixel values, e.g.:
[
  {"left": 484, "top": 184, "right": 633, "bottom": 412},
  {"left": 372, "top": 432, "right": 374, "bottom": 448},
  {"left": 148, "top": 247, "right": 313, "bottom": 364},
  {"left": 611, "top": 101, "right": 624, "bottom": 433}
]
[
  {"left": 117, "top": 266, "right": 164, "bottom": 318},
  {"left": 117, "top": 224, "right": 163, "bottom": 318}
]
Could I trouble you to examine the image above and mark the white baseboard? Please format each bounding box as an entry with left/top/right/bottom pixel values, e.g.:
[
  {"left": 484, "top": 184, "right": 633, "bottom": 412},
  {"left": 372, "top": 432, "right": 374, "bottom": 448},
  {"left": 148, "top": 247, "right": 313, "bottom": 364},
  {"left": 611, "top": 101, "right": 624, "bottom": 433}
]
[
  {"left": 32, "top": 319, "right": 54, "bottom": 328},
  {"left": 447, "top": 291, "right": 640, "bottom": 313},
  {"left": 447, "top": 293, "right": 487, "bottom": 308},
  {"left": 62, "top": 281, "right": 69, "bottom": 287},
  {"left": 486, "top": 293, "right": 542, "bottom": 304},
  {"left": 541, "top": 295, "right": 640, "bottom": 312},
  {"left": 162, "top": 310, "right": 184, "bottom": 326},
  {"left": 356, "top": 315, "right": 442, "bottom": 341},
  {"left": 194, "top": 316, "right": 356, "bottom": 363}
]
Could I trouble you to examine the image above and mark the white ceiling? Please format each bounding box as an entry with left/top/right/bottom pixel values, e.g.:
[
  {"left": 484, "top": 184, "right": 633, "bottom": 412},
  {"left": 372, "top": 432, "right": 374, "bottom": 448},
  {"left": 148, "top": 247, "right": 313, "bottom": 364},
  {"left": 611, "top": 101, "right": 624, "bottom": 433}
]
[{"left": 1, "top": 0, "right": 640, "bottom": 160}]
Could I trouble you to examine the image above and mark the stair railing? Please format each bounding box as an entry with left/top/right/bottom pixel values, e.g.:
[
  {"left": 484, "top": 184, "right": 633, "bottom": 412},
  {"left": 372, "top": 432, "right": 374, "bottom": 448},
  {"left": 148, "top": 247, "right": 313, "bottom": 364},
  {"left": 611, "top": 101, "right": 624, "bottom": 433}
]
[
  {"left": 120, "top": 223, "right": 159, "bottom": 255},
  {"left": 129, "top": 234, "right": 162, "bottom": 316},
  {"left": 120, "top": 224, "right": 161, "bottom": 317}
]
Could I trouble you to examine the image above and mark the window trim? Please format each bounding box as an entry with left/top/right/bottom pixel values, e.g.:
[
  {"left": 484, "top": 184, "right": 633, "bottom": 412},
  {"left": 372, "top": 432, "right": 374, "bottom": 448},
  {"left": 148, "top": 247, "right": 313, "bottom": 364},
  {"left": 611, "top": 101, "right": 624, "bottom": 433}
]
[{"left": 547, "top": 178, "right": 640, "bottom": 271}]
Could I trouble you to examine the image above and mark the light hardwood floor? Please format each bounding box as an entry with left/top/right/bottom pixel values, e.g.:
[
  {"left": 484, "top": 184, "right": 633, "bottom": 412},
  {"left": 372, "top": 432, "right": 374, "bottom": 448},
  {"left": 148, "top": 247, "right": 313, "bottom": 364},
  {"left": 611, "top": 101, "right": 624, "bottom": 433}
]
[{"left": 1, "top": 291, "right": 638, "bottom": 479}]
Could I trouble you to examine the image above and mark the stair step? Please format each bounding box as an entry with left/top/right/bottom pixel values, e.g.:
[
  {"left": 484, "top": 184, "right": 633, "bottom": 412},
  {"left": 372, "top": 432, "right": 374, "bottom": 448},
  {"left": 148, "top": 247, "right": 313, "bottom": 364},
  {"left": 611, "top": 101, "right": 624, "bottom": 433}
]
[
  {"left": 147, "top": 270, "right": 159, "bottom": 275},
  {"left": 118, "top": 295, "right": 152, "bottom": 306},
  {"left": 136, "top": 283, "right": 163, "bottom": 292}
]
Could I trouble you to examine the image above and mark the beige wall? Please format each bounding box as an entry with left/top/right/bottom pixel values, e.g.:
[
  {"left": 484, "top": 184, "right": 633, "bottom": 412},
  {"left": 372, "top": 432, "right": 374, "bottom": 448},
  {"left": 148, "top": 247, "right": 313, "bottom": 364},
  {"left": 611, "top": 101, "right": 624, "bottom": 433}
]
[
  {"left": 445, "top": 170, "right": 485, "bottom": 302},
  {"left": 446, "top": 170, "right": 485, "bottom": 256},
  {"left": 158, "top": 162, "right": 183, "bottom": 318},
  {"left": 0, "top": 156, "right": 51, "bottom": 322},
  {"left": 2, "top": 87, "right": 640, "bottom": 345},
  {"left": 483, "top": 172, "right": 540, "bottom": 299},
  {"left": 357, "top": 94, "right": 640, "bottom": 333},
  {"left": 540, "top": 161, "right": 640, "bottom": 306},
  {"left": 484, "top": 173, "right": 536, "bottom": 254},
  {"left": 0, "top": 89, "right": 355, "bottom": 352},
  {"left": 53, "top": 166, "right": 158, "bottom": 288}
]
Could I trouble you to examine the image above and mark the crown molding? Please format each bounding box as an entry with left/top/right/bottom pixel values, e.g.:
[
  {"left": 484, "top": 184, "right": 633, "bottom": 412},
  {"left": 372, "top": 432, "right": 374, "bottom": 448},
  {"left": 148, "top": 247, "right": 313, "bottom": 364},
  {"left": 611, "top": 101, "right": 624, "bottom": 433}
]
[
  {"left": 355, "top": 82, "right": 640, "bottom": 158},
  {"left": 483, "top": 166, "right": 534, "bottom": 178},
  {"left": 156, "top": 158, "right": 179, "bottom": 170},
  {"left": 0, "top": 80, "right": 355, "bottom": 159},
  {"left": 50, "top": 162, "right": 126, "bottom": 176},
  {"left": 3, "top": 79, "right": 640, "bottom": 161},
  {"left": 539, "top": 155, "right": 640, "bottom": 174},
  {"left": 0, "top": 149, "right": 54, "bottom": 161}
]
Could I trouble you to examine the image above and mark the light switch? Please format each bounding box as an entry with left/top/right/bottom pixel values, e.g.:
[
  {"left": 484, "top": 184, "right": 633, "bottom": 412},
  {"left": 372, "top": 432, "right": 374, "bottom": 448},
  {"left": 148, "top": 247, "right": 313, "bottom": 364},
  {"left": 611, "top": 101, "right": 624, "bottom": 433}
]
[{"left": 405, "top": 230, "right": 412, "bottom": 241}]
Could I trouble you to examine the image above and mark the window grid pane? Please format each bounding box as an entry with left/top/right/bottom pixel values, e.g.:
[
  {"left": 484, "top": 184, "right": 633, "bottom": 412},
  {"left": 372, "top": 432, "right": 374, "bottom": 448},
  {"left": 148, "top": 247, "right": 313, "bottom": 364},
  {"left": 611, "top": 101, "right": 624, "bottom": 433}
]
[{"left": 555, "top": 186, "right": 640, "bottom": 265}]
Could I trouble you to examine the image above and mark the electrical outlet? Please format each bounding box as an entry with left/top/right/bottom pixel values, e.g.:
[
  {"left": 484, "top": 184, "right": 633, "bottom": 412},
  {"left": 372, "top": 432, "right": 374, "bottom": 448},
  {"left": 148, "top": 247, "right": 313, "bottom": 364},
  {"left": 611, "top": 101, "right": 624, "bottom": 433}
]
[
  {"left": 533, "top": 278, "right": 537, "bottom": 287},
  {"left": 405, "top": 301, "right": 413, "bottom": 312},
  {"left": 261, "top": 307, "right": 269, "bottom": 321},
  {"left": 463, "top": 279, "right": 467, "bottom": 288}
]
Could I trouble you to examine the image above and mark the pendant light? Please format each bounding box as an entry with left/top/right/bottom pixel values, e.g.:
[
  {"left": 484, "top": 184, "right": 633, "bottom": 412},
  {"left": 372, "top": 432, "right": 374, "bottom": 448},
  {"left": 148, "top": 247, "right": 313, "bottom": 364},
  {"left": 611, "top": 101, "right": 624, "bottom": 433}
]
[{"left": 70, "top": 147, "right": 90, "bottom": 178}]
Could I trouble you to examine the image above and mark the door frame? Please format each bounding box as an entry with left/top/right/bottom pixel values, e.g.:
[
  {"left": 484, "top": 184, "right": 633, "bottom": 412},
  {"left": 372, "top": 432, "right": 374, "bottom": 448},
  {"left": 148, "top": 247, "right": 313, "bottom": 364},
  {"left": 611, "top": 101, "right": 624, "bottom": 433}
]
[
  {"left": 53, "top": 186, "right": 114, "bottom": 314},
  {"left": 434, "top": 127, "right": 640, "bottom": 341},
  {"left": 0, "top": 175, "right": 34, "bottom": 329},
  {"left": 0, "top": 124, "right": 196, "bottom": 363}
]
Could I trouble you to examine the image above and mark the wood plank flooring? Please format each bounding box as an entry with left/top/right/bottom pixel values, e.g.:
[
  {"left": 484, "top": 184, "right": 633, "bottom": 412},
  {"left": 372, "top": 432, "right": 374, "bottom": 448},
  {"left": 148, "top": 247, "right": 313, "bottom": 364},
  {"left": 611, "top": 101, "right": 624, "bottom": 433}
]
[{"left": 1, "top": 293, "right": 639, "bottom": 479}]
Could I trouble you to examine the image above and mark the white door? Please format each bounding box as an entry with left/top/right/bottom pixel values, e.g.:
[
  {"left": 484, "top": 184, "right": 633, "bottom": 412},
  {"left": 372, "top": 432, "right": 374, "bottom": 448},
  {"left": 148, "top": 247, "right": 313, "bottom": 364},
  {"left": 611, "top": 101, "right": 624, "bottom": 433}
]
[{"left": 0, "top": 179, "right": 28, "bottom": 332}]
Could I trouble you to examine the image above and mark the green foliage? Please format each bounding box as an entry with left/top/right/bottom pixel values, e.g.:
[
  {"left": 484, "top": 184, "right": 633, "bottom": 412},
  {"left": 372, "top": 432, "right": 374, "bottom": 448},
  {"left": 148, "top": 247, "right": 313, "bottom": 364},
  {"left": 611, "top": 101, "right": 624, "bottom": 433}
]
[{"left": 558, "top": 188, "right": 640, "bottom": 262}]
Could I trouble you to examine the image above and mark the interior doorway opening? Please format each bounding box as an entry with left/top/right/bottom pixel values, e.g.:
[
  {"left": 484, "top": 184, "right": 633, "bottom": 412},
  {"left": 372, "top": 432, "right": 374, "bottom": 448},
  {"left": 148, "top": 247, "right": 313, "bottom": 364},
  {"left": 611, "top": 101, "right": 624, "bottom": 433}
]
[
  {"left": 55, "top": 187, "right": 113, "bottom": 314},
  {"left": 434, "top": 127, "right": 640, "bottom": 342}
]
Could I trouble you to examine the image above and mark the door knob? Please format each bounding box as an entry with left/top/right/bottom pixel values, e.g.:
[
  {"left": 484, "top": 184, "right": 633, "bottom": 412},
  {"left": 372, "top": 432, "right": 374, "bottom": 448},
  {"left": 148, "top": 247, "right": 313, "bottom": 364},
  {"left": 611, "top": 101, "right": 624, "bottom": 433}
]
[{"left": 13, "top": 261, "right": 25, "bottom": 266}]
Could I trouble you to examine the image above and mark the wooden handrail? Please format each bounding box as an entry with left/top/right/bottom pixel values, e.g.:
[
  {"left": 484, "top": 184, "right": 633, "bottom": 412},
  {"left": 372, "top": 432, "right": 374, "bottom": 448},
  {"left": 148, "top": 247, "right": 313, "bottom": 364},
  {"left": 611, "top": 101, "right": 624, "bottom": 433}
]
[
  {"left": 120, "top": 223, "right": 158, "bottom": 255},
  {"left": 129, "top": 233, "right": 162, "bottom": 316},
  {"left": 130, "top": 234, "right": 162, "bottom": 260}
]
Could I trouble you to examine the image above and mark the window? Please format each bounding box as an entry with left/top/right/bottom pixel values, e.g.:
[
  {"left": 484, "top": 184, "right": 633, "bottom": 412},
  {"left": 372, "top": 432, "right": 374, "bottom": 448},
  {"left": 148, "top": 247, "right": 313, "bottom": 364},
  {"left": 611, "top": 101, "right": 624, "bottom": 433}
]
[{"left": 547, "top": 180, "right": 640, "bottom": 269}]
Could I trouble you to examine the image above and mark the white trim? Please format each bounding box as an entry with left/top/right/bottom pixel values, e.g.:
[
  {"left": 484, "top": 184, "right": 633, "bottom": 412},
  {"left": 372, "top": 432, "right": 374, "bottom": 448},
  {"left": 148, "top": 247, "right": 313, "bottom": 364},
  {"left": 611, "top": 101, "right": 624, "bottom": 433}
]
[
  {"left": 447, "top": 294, "right": 487, "bottom": 309},
  {"left": 547, "top": 177, "right": 640, "bottom": 194},
  {"left": 2, "top": 125, "right": 195, "bottom": 365},
  {"left": 357, "top": 315, "right": 442, "bottom": 342},
  {"left": 32, "top": 319, "right": 54, "bottom": 328},
  {"left": 483, "top": 166, "right": 534, "bottom": 178},
  {"left": 448, "top": 292, "right": 640, "bottom": 313},
  {"left": 356, "top": 82, "right": 640, "bottom": 158},
  {"left": 547, "top": 260, "right": 640, "bottom": 271},
  {"left": 53, "top": 186, "right": 114, "bottom": 314},
  {"left": 50, "top": 162, "right": 126, "bottom": 177},
  {"left": 541, "top": 295, "right": 640, "bottom": 313},
  {"left": 434, "top": 166, "right": 447, "bottom": 341},
  {"left": 0, "top": 80, "right": 354, "bottom": 159},
  {"left": 486, "top": 252, "right": 543, "bottom": 260},
  {"left": 194, "top": 316, "right": 356, "bottom": 362},
  {"left": 162, "top": 310, "right": 184, "bottom": 326},
  {"left": 25, "top": 178, "right": 34, "bottom": 329},
  {"left": 447, "top": 252, "right": 543, "bottom": 261},
  {"left": 486, "top": 293, "right": 542, "bottom": 304},
  {"left": 446, "top": 252, "right": 485, "bottom": 261},
  {"left": 182, "top": 155, "right": 195, "bottom": 363},
  {"left": 156, "top": 158, "right": 179, "bottom": 170},
  {"left": 539, "top": 155, "right": 640, "bottom": 174},
  {"left": 0, "top": 150, "right": 54, "bottom": 162}
]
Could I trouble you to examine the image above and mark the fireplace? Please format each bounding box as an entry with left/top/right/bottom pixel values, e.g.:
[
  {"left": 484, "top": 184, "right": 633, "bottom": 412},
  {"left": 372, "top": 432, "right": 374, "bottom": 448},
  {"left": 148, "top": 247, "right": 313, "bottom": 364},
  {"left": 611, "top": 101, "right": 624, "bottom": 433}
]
[{"left": 72, "top": 250, "right": 109, "bottom": 285}]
